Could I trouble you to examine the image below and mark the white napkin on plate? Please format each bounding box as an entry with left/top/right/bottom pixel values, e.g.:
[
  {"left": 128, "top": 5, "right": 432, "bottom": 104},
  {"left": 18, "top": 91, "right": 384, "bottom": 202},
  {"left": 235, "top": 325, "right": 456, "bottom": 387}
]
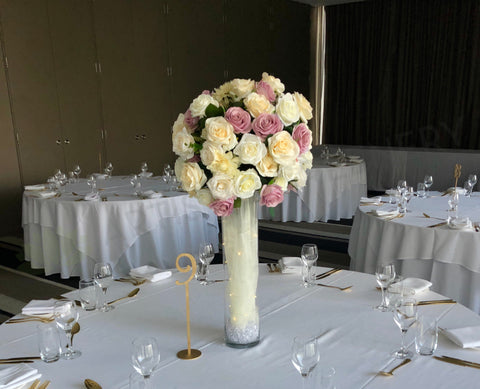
[
  {"left": 130, "top": 265, "right": 172, "bottom": 282},
  {"left": 441, "top": 326, "right": 480, "bottom": 348},
  {"left": 21, "top": 299, "right": 56, "bottom": 316},
  {"left": 448, "top": 217, "right": 473, "bottom": 230},
  {"left": 24, "top": 184, "right": 48, "bottom": 191},
  {"left": 92, "top": 173, "right": 107, "bottom": 179},
  {"left": 371, "top": 205, "right": 398, "bottom": 217},
  {"left": 140, "top": 190, "right": 163, "bottom": 199},
  {"left": 278, "top": 257, "right": 303, "bottom": 274},
  {"left": 0, "top": 364, "right": 41, "bottom": 389},
  {"left": 385, "top": 188, "right": 399, "bottom": 196},
  {"left": 28, "top": 191, "right": 57, "bottom": 199},
  {"left": 360, "top": 196, "right": 381, "bottom": 205},
  {"left": 138, "top": 172, "right": 153, "bottom": 178},
  {"left": 392, "top": 277, "right": 432, "bottom": 295},
  {"left": 84, "top": 192, "right": 100, "bottom": 201}
]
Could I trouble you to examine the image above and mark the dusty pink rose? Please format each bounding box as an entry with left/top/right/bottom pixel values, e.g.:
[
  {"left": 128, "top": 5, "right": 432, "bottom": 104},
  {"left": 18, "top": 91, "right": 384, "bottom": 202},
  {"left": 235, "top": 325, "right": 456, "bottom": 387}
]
[
  {"left": 225, "top": 107, "right": 252, "bottom": 134},
  {"left": 187, "top": 155, "right": 201, "bottom": 163},
  {"left": 202, "top": 90, "right": 211, "bottom": 95},
  {"left": 256, "top": 81, "right": 275, "bottom": 102},
  {"left": 184, "top": 109, "right": 199, "bottom": 131},
  {"left": 292, "top": 123, "right": 312, "bottom": 155},
  {"left": 252, "top": 113, "right": 284, "bottom": 140},
  {"left": 260, "top": 184, "right": 284, "bottom": 207},
  {"left": 209, "top": 197, "right": 235, "bottom": 217}
]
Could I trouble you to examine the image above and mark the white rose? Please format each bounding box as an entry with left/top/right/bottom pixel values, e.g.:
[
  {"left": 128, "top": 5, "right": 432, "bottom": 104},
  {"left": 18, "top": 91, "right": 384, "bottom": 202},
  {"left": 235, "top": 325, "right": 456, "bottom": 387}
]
[
  {"left": 180, "top": 162, "right": 207, "bottom": 192},
  {"left": 202, "top": 117, "right": 238, "bottom": 151},
  {"left": 172, "top": 113, "right": 186, "bottom": 135},
  {"left": 172, "top": 127, "right": 195, "bottom": 160},
  {"left": 293, "top": 92, "right": 313, "bottom": 123},
  {"left": 276, "top": 93, "right": 300, "bottom": 126},
  {"left": 233, "top": 169, "right": 261, "bottom": 199},
  {"left": 262, "top": 72, "right": 285, "bottom": 94},
  {"left": 174, "top": 158, "right": 185, "bottom": 179},
  {"left": 207, "top": 174, "right": 235, "bottom": 200},
  {"left": 273, "top": 176, "right": 288, "bottom": 191},
  {"left": 208, "top": 152, "right": 240, "bottom": 176},
  {"left": 291, "top": 168, "right": 308, "bottom": 189},
  {"left": 256, "top": 152, "right": 279, "bottom": 177},
  {"left": 233, "top": 133, "right": 267, "bottom": 165},
  {"left": 212, "top": 81, "right": 233, "bottom": 106},
  {"left": 196, "top": 188, "right": 214, "bottom": 206},
  {"left": 200, "top": 141, "right": 223, "bottom": 166},
  {"left": 189, "top": 94, "right": 219, "bottom": 117},
  {"left": 298, "top": 151, "right": 313, "bottom": 170},
  {"left": 268, "top": 131, "right": 300, "bottom": 166},
  {"left": 279, "top": 162, "right": 301, "bottom": 182},
  {"left": 229, "top": 78, "right": 255, "bottom": 101},
  {"left": 243, "top": 92, "right": 274, "bottom": 118}
]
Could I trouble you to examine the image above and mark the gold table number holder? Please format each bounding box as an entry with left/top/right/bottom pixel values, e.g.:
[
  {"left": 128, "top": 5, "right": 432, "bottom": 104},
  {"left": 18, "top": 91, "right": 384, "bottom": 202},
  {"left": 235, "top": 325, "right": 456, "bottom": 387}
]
[{"left": 175, "top": 253, "right": 202, "bottom": 360}]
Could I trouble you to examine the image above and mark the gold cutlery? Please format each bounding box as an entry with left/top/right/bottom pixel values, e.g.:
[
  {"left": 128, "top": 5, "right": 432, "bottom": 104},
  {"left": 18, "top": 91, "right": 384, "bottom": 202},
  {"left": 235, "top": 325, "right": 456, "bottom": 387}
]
[
  {"left": 38, "top": 380, "right": 51, "bottom": 389},
  {"left": 0, "top": 360, "right": 35, "bottom": 364},
  {"left": 71, "top": 322, "right": 80, "bottom": 346},
  {"left": 28, "top": 379, "right": 41, "bottom": 389},
  {"left": 378, "top": 358, "right": 411, "bottom": 376},
  {"left": 85, "top": 378, "right": 103, "bottom": 389},
  {"left": 7, "top": 317, "right": 54, "bottom": 324},
  {"left": 315, "top": 283, "right": 352, "bottom": 291},
  {"left": 72, "top": 192, "right": 79, "bottom": 196},
  {"left": 0, "top": 356, "right": 41, "bottom": 362},
  {"left": 115, "top": 277, "right": 146, "bottom": 286},
  {"left": 107, "top": 288, "right": 140, "bottom": 305},
  {"left": 428, "top": 221, "right": 447, "bottom": 228},
  {"left": 434, "top": 355, "right": 480, "bottom": 369},
  {"left": 422, "top": 213, "right": 444, "bottom": 221},
  {"left": 316, "top": 268, "right": 341, "bottom": 280},
  {"left": 417, "top": 299, "right": 456, "bottom": 305}
]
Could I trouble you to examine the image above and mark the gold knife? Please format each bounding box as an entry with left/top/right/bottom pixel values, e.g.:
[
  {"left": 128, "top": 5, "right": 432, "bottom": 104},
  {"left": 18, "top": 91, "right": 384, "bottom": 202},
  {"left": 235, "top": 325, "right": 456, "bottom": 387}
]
[
  {"left": 0, "top": 360, "right": 35, "bottom": 364},
  {"left": 38, "top": 380, "right": 51, "bottom": 389},
  {"left": 417, "top": 299, "right": 456, "bottom": 305},
  {"left": 441, "top": 355, "right": 480, "bottom": 369},
  {"left": 0, "top": 356, "right": 41, "bottom": 361},
  {"left": 428, "top": 221, "right": 447, "bottom": 228},
  {"left": 316, "top": 268, "right": 342, "bottom": 280},
  {"left": 434, "top": 356, "right": 480, "bottom": 369}
]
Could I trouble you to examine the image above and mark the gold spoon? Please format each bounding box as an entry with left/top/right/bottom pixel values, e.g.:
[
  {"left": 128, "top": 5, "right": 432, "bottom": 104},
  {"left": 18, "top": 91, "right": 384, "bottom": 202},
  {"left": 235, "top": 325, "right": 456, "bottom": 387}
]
[
  {"left": 85, "top": 379, "right": 102, "bottom": 389},
  {"left": 108, "top": 288, "right": 140, "bottom": 305},
  {"left": 71, "top": 322, "right": 80, "bottom": 346},
  {"left": 378, "top": 358, "right": 411, "bottom": 376}
]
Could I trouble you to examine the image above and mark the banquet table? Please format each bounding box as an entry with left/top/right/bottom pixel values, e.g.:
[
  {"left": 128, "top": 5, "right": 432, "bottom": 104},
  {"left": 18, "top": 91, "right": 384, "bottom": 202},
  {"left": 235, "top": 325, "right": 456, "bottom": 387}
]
[
  {"left": 258, "top": 157, "right": 367, "bottom": 222},
  {"left": 22, "top": 176, "right": 219, "bottom": 279},
  {"left": 1, "top": 264, "right": 480, "bottom": 388},
  {"left": 349, "top": 191, "right": 480, "bottom": 313}
]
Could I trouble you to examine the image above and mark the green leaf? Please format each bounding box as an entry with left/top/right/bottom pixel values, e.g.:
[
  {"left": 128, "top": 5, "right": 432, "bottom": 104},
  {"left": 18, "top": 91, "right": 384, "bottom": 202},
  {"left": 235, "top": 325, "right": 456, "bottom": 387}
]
[
  {"left": 192, "top": 143, "right": 202, "bottom": 153},
  {"left": 233, "top": 198, "right": 242, "bottom": 208},
  {"left": 205, "top": 104, "right": 224, "bottom": 118}
]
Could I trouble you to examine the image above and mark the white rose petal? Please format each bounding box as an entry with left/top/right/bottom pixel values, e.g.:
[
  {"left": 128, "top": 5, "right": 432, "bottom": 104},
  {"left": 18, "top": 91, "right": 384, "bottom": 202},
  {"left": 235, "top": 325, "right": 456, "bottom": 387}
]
[
  {"left": 172, "top": 113, "right": 186, "bottom": 135},
  {"left": 233, "top": 169, "right": 262, "bottom": 199},
  {"left": 174, "top": 158, "right": 185, "bottom": 178},
  {"left": 291, "top": 168, "right": 308, "bottom": 189},
  {"left": 172, "top": 127, "right": 195, "bottom": 160},
  {"left": 298, "top": 151, "right": 313, "bottom": 170},
  {"left": 275, "top": 93, "right": 300, "bottom": 126},
  {"left": 229, "top": 78, "right": 255, "bottom": 101},
  {"left": 200, "top": 141, "right": 223, "bottom": 167},
  {"left": 256, "top": 152, "right": 279, "bottom": 177},
  {"left": 207, "top": 174, "right": 235, "bottom": 200},
  {"left": 262, "top": 72, "right": 285, "bottom": 94},
  {"left": 279, "top": 162, "right": 301, "bottom": 182},
  {"left": 180, "top": 162, "right": 207, "bottom": 192},
  {"left": 207, "top": 152, "right": 240, "bottom": 176},
  {"left": 268, "top": 131, "right": 300, "bottom": 166},
  {"left": 189, "top": 94, "right": 220, "bottom": 118},
  {"left": 243, "top": 92, "right": 274, "bottom": 118},
  {"left": 196, "top": 188, "right": 214, "bottom": 206},
  {"left": 233, "top": 133, "right": 267, "bottom": 165},
  {"left": 202, "top": 117, "right": 238, "bottom": 151},
  {"left": 293, "top": 92, "right": 313, "bottom": 123}
]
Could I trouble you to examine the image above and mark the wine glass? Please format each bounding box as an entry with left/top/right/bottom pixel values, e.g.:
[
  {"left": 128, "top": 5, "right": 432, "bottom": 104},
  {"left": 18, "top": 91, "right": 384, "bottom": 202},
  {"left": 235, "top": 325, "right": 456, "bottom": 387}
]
[
  {"left": 87, "top": 175, "right": 97, "bottom": 194},
  {"left": 104, "top": 162, "right": 113, "bottom": 178},
  {"left": 73, "top": 164, "right": 81, "bottom": 182},
  {"left": 93, "top": 262, "right": 114, "bottom": 312},
  {"left": 291, "top": 336, "right": 320, "bottom": 389},
  {"left": 131, "top": 337, "right": 160, "bottom": 386},
  {"left": 163, "top": 164, "right": 171, "bottom": 183},
  {"left": 375, "top": 263, "right": 396, "bottom": 311},
  {"left": 424, "top": 175, "right": 433, "bottom": 196},
  {"left": 402, "top": 186, "right": 414, "bottom": 212},
  {"left": 464, "top": 179, "right": 474, "bottom": 197},
  {"left": 140, "top": 162, "right": 148, "bottom": 176},
  {"left": 393, "top": 298, "right": 417, "bottom": 359},
  {"left": 198, "top": 242, "right": 215, "bottom": 285},
  {"left": 130, "top": 174, "right": 142, "bottom": 196},
  {"left": 53, "top": 300, "right": 81, "bottom": 359},
  {"left": 468, "top": 174, "right": 477, "bottom": 188},
  {"left": 396, "top": 180, "right": 407, "bottom": 193},
  {"left": 301, "top": 244, "right": 318, "bottom": 287}
]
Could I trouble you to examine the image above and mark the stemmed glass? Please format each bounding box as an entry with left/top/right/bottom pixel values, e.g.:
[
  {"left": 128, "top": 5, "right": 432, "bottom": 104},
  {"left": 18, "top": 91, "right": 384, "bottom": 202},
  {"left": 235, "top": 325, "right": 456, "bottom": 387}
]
[
  {"left": 375, "top": 263, "right": 396, "bottom": 311},
  {"left": 397, "top": 180, "right": 407, "bottom": 193},
  {"left": 130, "top": 174, "right": 142, "bottom": 196},
  {"left": 140, "top": 162, "right": 148, "bottom": 176},
  {"left": 393, "top": 298, "right": 417, "bottom": 359},
  {"left": 131, "top": 337, "right": 160, "bottom": 387},
  {"left": 87, "top": 175, "right": 97, "bottom": 194},
  {"left": 163, "top": 164, "right": 171, "bottom": 183},
  {"left": 198, "top": 242, "right": 215, "bottom": 285},
  {"left": 104, "top": 162, "right": 113, "bottom": 178},
  {"left": 424, "top": 175, "right": 433, "bottom": 196},
  {"left": 301, "top": 244, "right": 318, "bottom": 287},
  {"left": 73, "top": 165, "right": 81, "bottom": 182},
  {"left": 93, "top": 262, "right": 114, "bottom": 312},
  {"left": 291, "top": 336, "right": 320, "bottom": 389},
  {"left": 53, "top": 300, "right": 81, "bottom": 359}
]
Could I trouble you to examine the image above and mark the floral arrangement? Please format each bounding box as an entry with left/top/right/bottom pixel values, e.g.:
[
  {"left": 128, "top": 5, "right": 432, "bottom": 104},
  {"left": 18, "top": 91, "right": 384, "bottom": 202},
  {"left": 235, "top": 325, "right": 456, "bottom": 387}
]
[{"left": 172, "top": 73, "right": 314, "bottom": 217}]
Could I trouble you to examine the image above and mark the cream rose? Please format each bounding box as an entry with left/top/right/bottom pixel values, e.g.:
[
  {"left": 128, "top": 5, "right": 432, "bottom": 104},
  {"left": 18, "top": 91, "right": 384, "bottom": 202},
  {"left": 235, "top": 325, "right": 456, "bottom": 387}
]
[
  {"left": 202, "top": 117, "right": 237, "bottom": 151},
  {"left": 293, "top": 92, "right": 313, "bottom": 123},
  {"left": 174, "top": 158, "right": 185, "bottom": 179},
  {"left": 243, "top": 92, "right": 274, "bottom": 118},
  {"left": 273, "top": 176, "right": 288, "bottom": 191},
  {"left": 207, "top": 174, "right": 235, "bottom": 200},
  {"left": 268, "top": 131, "right": 300, "bottom": 166},
  {"left": 196, "top": 188, "right": 214, "bottom": 206},
  {"left": 261, "top": 72, "right": 285, "bottom": 94},
  {"left": 275, "top": 93, "right": 300, "bottom": 126},
  {"left": 233, "top": 133, "right": 267, "bottom": 165},
  {"left": 291, "top": 168, "right": 307, "bottom": 189},
  {"left": 256, "top": 152, "right": 279, "bottom": 177},
  {"left": 229, "top": 78, "right": 255, "bottom": 101},
  {"left": 200, "top": 141, "right": 223, "bottom": 167},
  {"left": 279, "top": 162, "right": 301, "bottom": 182},
  {"left": 180, "top": 162, "right": 207, "bottom": 192},
  {"left": 212, "top": 81, "right": 233, "bottom": 106},
  {"left": 298, "top": 151, "right": 313, "bottom": 170},
  {"left": 172, "top": 113, "right": 186, "bottom": 135},
  {"left": 233, "top": 169, "right": 262, "bottom": 199},
  {"left": 189, "top": 94, "right": 219, "bottom": 117},
  {"left": 208, "top": 152, "right": 240, "bottom": 176},
  {"left": 172, "top": 127, "right": 195, "bottom": 160}
]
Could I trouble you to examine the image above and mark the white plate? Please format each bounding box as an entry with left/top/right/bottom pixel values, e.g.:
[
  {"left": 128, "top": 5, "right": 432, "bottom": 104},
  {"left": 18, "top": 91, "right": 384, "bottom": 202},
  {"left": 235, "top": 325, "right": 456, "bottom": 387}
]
[
  {"left": 328, "top": 162, "right": 347, "bottom": 167},
  {"left": 347, "top": 155, "right": 362, "bottom": 160}
]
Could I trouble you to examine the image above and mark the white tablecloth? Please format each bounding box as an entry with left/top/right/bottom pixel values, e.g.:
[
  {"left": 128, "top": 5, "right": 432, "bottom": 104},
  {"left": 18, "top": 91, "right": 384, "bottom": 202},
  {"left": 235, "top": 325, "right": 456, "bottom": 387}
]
[
  {"left": 1, "top": 265, "right": 480, "bottom": 388},
  {"left": 349, "top": 191, "right": 480, "bottom": 312},
  {"left": 22, "top": 177, "right": 219, "bottom": 278},
  {"left": 259, "top": 158, "right": 367, "bottom": 222}
]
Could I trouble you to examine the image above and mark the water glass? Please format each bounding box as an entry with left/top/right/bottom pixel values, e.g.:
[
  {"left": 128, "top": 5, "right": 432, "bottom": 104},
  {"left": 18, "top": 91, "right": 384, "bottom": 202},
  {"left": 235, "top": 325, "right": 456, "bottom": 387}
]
[
  {"left": 415, "top": 315, "right": 438, "bottom": 356},
  {"left": 417, "top": 183, "right": 426, "bottom": 198},
  {"left": 424, "top": 175, "right": 433, "bottom": 195},
  {"left": 79, "top": 279, "right": 98, "bottom": 311},
  {"left": 319, "top": 366, "right": 336, "bottom": 389},
  {"left": 131, "top": 337, "right": 160, "bottom": 381},
  {"left": 37, "top": 324, "right": 61, "bottom": 363},
  {"left": 393, "top": 298, "right": 417, "bottom": 359},
  {"left": 375, "top": 263, "right": 396, "bottom": 311},
  {"left": 198, "top": 243, "right": 215, "bottom": 285},
  {"left": 94, "top": 262, "right": 114, "bottom": 312},
  {"left": 464, "top": 180, "right": 474, "bottom": 197},
  {"left": 301, "top": 244, "right": 318, "bottom": 287},
  {"left": 448, "top": 191, "right": 459, "bottom": 213},
  {"left": 291, "top": 336, "right": 320, "bottom": 387},
  {"left": 129, "top": 372, "right": 147, "bottom": 389}
]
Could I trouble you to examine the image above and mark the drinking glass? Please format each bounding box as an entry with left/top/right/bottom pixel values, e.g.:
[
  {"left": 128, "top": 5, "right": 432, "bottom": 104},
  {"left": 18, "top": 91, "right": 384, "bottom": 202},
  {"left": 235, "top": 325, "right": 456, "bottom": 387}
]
[
  {"left": 319, "top": 366, "right": 336, "bottom": 389},
  {"left": 291, "top": 336, "right": 320, "bottom": 389},
  {"left": 402, "top": 186, "right": 414, "bottom": 212},
  {"left": 393, "top": 298, "right": 417, "bottom": 359},
  {"left": 464, "top": 180, "right": 474, "bottom": 197},
  {"left": 417, "top": 183, "right": 426, "bottom": 198},
  {"left": 130, "top": 174, "right": 142, "bottom": 196},
  {"left": 198, "top": 242, "right": 215, "bottom": 285},
  {"left": 415, "top": 315, "right": 438, "bottom": 356},
  {"left": 140, "top": 162, "right": 148, "bottom": 175},
  {"left": 53, "top": 300, "right": 81, "bottom": 359},
  {"left": 375, "top": 263, "right": 396, "bottom": 311},
  {"left": 87, "top": 175, "right": 97, "bottom": 194},
  {"left": 396, "top": 180, "right": 407, "bottom": 194},
  {"left": 104, "top": 162, "right": 113, "bottom": 178},
  {"left": 129, "top": 372, "right": 146, "bottom": 389},
  {"left": 301, "top": 244, "right": 318, "bottom": 287},
  {"left": 424, "top": 175, "right": 433, "bottom": 196},
  {"left": 79, "top": 279, "right": 98, "bottom": 311},
  {"left": 93, "top": 262, "right": 114, "bottom": 312},
  {"left": 37, "top": 323, "right": 61, "bottom": 363},
  {"left": 448, "top": 191, "right": 459, "bottom": 213},
  {"left": 131, "top": 337, "right": 160, "bottom": 387},
  {"left": 73, "top": 164, "right": 81, "bottom": 181}
]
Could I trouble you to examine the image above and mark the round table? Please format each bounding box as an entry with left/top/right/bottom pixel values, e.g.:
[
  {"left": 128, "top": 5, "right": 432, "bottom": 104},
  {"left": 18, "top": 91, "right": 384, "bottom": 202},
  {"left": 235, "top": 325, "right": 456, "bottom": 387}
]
[
  {"left": 349, "top": 191, "right": 480, "bottom": 312},
  {"left": 22, "top": 176, "right": 219, "bottom": 279}
]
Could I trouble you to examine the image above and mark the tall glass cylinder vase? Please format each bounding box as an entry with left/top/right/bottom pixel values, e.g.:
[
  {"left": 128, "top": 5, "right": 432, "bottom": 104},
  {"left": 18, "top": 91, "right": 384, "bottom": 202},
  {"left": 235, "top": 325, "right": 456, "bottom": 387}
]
[{"left": 222, "top": 196, "right": 260, "bottom": 348}]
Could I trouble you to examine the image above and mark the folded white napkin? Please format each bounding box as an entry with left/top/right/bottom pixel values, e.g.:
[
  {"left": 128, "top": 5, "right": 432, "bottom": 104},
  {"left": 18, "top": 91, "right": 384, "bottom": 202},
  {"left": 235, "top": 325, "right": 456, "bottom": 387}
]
[
  {"left": 385, "top": 188, "right": 399, "bottom": 196},
  {"left": 84, "top": 192, "right": 100, "bottom": 201},
  {"left": 348, "top": 158, "right": 363, "bottom": 164},
  {"left": 441, "top": 326, "right": 480, "bottom": 348},
  {"left": 140, "top": 190, "right": 163, "bottom": 199},
  {"left": 28, "top": 191, "right": 57, "bottom": 199},
  {"left": 130, "top": 265, "right": 172, "bottom": 282},
  {"left": 392, "top": 277, "right": 432, "bottom": 295},
  {"left": 92, "top": 173, "right": 107, "bottom": 179},
  {"left": 372, "top": 205, "right": 398, "bottom": 217},
  {"left": 0, "top": 364, "right": 41, "bottom": 389},
  {"left": 21, "top": 299, "right": 56, "bottom": 316},
  {"left": 138, "top": 172, "right": 153, "bottom": 178},
  {"left": 24, "top": 184, "right": 47, "bottom": 191},
  {"left": 448, "top": 217, "right": 473, "bottom": 230},
  {"left": 360, "top": 196, "right": 381, "bottom": 205},
  {"left": 278, "top": 257, "right": 303, "bottom": 274}
]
